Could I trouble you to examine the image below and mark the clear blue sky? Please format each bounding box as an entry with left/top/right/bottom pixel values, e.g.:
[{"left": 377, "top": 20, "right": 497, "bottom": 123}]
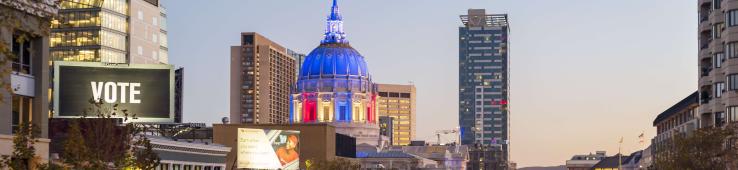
[{"left": 166, "top": 0, "right": 697, "bottom": 167}]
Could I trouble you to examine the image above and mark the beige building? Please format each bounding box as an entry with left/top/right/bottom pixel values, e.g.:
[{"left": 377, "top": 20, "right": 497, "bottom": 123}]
[
  {"left": 230, "top": 32, "right": 296, "bottom": 124},
  {"left": 51, "top": 0, "right": 168, "bottom": 64},
  {"left": 0, "top": 0, "right": 57, "bottom": 164},
  {"left": 376, "top": 83, "right": 416, "bottom": 145}
]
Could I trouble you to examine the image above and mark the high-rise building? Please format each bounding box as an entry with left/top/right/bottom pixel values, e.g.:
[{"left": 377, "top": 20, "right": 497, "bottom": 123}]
[
  {"left": 231, "top": 32, "right": 297, "bottom": 124},
  {"left": 51, "top": 0, "right": 168, "bottom": 64},
  {"left": 458, "top": 9, "right": 510, "bottom": 160},
  {"left": 379, "top": 116, "right": 394, "bottom": 144},
  {"left": 0, "top": 0, "right": 58, "bottom": 161},
  {"left": 376, "top": 83, "right": 416, "bottom": 146},
  {"left": 175, "top": 67, "right": 184, "bottom": 123},
  {"left": 290, "top": 0, "right": 380, "bottom": 145},
  {"left": 697, "top": 0, "right": 738, "bottom": 129},
  {"left": 287, "top": 49, "right": 306, "bottom": 82}
]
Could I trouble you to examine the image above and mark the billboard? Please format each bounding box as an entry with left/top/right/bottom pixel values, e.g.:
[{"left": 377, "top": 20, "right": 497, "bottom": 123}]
[
  {"left": 237, "top": 128, "right": 300, "bottom": 170},
  {"left": 53, "top": 61, "right": 174, "bottom": 122}
]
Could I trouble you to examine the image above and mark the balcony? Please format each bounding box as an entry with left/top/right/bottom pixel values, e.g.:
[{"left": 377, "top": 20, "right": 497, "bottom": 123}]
[
  {"left": 700, "top": 14, "right": 710, "bottom": 23},
  {"left": 701, "top": 67, "right": 712, "bottom": 77}
]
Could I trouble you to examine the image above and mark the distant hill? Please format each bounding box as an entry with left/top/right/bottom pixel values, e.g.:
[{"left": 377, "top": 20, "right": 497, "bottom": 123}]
[{"left": 517, "top": 165, "right": 567, "bottom": 170}]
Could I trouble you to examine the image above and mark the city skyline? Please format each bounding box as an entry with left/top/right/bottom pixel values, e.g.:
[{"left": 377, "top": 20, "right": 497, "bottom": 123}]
[{"left": 166, "top": 0, "right": 696, "bottom": 167}]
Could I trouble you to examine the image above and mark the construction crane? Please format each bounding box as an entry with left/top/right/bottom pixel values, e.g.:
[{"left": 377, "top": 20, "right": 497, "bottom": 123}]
[{"left": 435, "top": 128, "right": 460, "bottom": 145}]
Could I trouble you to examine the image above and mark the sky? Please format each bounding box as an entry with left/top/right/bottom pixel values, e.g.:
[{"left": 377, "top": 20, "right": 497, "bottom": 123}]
[{"left": 166, "top": 0, "right": 697, "bottom": 167}]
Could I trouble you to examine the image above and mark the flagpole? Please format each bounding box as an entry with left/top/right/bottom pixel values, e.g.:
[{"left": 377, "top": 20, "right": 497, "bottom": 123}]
[{"left": 619, "top": 137, "right": 623, "bottom": 170}]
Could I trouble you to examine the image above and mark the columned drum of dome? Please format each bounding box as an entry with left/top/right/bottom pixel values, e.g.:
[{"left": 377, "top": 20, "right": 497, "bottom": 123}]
[{"left": 289, "top": 0, "right": 380, "bottom": 145}]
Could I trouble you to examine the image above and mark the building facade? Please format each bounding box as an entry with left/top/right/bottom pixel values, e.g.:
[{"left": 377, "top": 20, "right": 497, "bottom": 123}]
[
  {"left": 467, "top": 144, "right": 507, "bottom": 170},
  {"left": 289, "top": 0, "right": 380, "bottom": 145},
  {"left": 376, "top": 83, "right": 416, "bottom": 146},
  {"left": 458, "top": 9, "right": 510, "bottom": 160},
  {"left": 51, "top": 0, "right": 168, "bottom": 64},
  {"left": 651, "top": 91, "right": 699, "bottom": 162},
  {"left": 697, "top": 0, "right": 738, "bottom": 129},
  {"left": 379, "top": 116, "right": 394, "bottom": 145},
  {"left": 565, "top": 151, "right": 607, "bottom": 170},
  {"left": 287, "top": 49, "right": 305, "bottom": 82},
  {"left": 0, "top": 0, "right": 57, "bottom": 163},
  {"left": 148, "top": 136, "right": 229, "bottom": 170},
  {"left": 230, "top": 32, "right": 296, "bottom": 124},
  {"left": 175, "top": 67, "right": 184, "bottom": 123}
]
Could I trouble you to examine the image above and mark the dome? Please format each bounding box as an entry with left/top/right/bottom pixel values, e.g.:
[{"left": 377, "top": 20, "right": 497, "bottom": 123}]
[
  {"left": 299, "top": 43, "right": 369, "bottom": 80},
  {"left": 294, "top": 0, "right": 372, "bottom": 93}
]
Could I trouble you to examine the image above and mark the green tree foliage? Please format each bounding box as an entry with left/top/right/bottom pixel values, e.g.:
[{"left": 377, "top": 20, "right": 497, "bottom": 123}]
[
  {"left": 56, "top": 98, "right": 160, "bottom": 169},
  {"left": 653, "top": 125, "right": 738, "bottom": 170},
  {"left": 60, "top": 121, "right": 89, "bottom": 168},
  {"left": 0, "top": 123, "right": 47, "bottom": 170}
]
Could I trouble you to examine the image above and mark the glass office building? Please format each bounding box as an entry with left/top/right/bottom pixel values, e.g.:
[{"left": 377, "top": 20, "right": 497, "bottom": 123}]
[
  {"left": 51, "top": 0, "right": 168, "bottom": 64},
  {"left": 458, "top": 9, "right": 510, "bottom": 161}
]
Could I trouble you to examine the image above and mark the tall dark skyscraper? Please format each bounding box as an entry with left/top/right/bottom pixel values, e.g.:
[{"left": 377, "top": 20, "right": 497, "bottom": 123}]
[{"left": 458, "top": 9, "right": 510, "bottom": 161}]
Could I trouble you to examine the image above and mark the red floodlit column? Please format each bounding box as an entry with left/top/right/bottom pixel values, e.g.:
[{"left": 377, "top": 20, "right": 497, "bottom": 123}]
[
  {"left": 302, "top": 93, "right": 317, "bottom": 122},
  {"left": 367, "top": 93, "right": 377, "bottom": 123}
]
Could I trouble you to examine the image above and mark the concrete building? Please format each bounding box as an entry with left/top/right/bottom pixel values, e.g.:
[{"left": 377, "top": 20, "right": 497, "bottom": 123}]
[
  {"left": 564, "top": 151, "right": 607, "bottom": 170},
  {"left": 356, "top": 151, "right": 425, "bottom": 169},
  {"left": 590, "top": 150, "right": 646, "bottom": 170},
  {"left": 376, "top": 83, "right": 416, "bottom": 146},
  {"left": 379, "top": 116, "right": 394, "bottom": 145},
  {"left": 148, "top": 136, "right": 230, "bottom": 170},
  {"left": 389, "top": 145, "right": 469, "bottom": 170},
  {"left": 652, "top": 91, "right": 699, "bottom": 155},
  {"left": 289, "top": 0, "right": 380, "bottom": 146},
  {"left": 467, "top": 144, "right": 507, "bottom": 170},
  {"left": 0, "top": 0, "right": 57, "bottom": 163},
  {"left": 51, "top": 0, "right": 168, "bottom": 64},
  {"left": 230, "top": 32, "right": 297, "bottom": 124},
  {"left": 458, "top": 9, "right": 511, "bottom": 162},
  {"left": 697, "top": 0, "right": 738, "bottom": 129}
]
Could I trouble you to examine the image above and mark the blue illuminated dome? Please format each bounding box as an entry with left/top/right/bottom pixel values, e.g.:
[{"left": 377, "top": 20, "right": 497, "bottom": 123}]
[
  {"left": 291, "top": 0, "right": 377, "bottom": 125},
  {"left": 295, "top": 0, "right": 371, "bottom": 93}
]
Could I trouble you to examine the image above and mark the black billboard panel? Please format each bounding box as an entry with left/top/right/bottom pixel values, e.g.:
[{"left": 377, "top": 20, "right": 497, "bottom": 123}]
[{"left": 54, "top": 62, "right": 173, "bottom": 122}]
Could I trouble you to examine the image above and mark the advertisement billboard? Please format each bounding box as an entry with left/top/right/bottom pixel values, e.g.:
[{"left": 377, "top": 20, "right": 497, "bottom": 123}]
[
  {"left": 53, "top": 61, "right": 174, "bottom": 122},
  {"left": 237, "top": 128, "right": 300, "bottom": 170}
]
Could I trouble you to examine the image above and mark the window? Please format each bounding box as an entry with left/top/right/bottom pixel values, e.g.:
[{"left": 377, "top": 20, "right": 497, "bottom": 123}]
[
  {"left": 727, "top": 42, "right": 738, "bottom": 58},
  {"left": 12, "top": 33, "right": 33, "bottom": 74},
  {"left": 716, "top": 112, "right": 727, "bottom": 127},
  {"left": 11, "top": 95, "right": 33, "bottom": 134},
  {"left": 137, "top": 10, "right": 143, "bottom": 20},
  {"left": 715, "top": 0, "right": 723, "bottom": 9},
  {"left": 714, "top": 23, "right": 725, "bottom": 39},
  {"left": 137, "top": 46, "right": 143, "bottom": 55},
  {"left": 400, "top": 93, "right": 411, "bottom": 98},
  {"left": 715, "top": 53, "right": 725, "bottom": 68},
  {"left": 727, "top": 10, "right": 738, "bottom": 26},
  {"left": 729, "top": 74, "right": 738, "bottom": 90},
  {"left": 716, "top": 82, "right": 726, "bottom": 98},
  {"left": 729, "top": 106, "right": 738, "bottom": 122}
]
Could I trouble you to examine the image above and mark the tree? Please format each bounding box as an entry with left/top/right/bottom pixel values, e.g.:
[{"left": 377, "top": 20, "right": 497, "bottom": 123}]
[
  {"left": 60, "top": 121, "right": 89, "bottom": 168},
  {"left": 653, "top": 124, "right": 738, "bottom": 170},
  {"left": 56, "top": 98, "right": 160, "bottom": 169},
  {"left": 0, "top": 123, "right": 46, "bottom": 170}
]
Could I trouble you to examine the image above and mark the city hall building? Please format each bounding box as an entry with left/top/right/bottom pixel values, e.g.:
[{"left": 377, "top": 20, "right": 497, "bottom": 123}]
[{"left": 289, "top": 0, "right": 380, "bottom": 146}]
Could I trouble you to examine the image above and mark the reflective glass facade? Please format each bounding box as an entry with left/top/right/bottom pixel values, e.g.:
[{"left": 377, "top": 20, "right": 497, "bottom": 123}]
[
  {"left": 458, "top": 9, "right": 510, "bottom": 162},
  {"left": 51, "top": 0, "right": 166, "bottom": 64}
]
